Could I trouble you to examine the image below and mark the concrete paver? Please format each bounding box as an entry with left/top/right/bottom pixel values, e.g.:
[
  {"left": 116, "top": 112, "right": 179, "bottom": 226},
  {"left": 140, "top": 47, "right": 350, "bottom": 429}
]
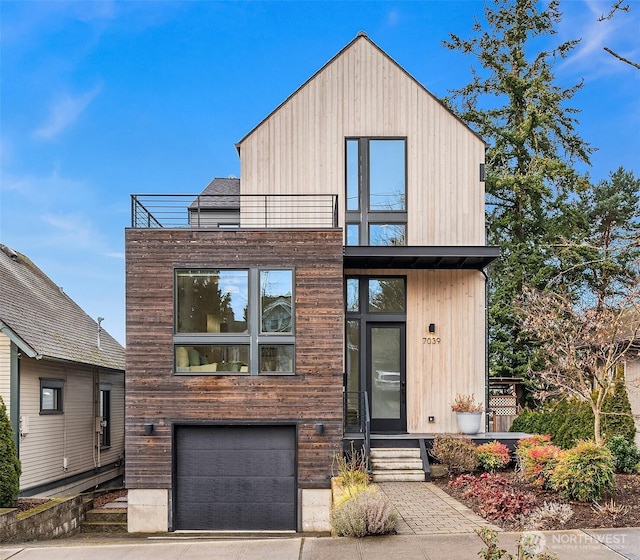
[{"left": 376, "top": 481, "right": 501, "bottom": 534}]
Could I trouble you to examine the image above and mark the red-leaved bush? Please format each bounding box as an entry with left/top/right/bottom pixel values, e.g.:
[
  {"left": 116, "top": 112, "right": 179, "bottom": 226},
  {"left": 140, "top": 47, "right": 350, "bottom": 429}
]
[
  {"left": 449, "top": 473, "right": 535, "bottom": 523},
  {"left": 476, "top": 440, "right": 511, "bottom": 471},
  {"left": 519, "top": 444, "right": 561, "bottom": 487},
  {"left": 515, "top": 435, "right": 560, "bottom": 488}
]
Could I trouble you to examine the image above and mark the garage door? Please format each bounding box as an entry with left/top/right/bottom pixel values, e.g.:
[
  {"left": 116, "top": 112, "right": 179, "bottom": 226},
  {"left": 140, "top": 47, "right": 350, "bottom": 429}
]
[{"left": 174, "top": 425, "right": 296, "bottom": 531}]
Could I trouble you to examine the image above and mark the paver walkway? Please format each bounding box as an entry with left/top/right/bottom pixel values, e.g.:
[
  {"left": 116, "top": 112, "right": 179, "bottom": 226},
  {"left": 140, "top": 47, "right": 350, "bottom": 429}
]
[{"left": 376, "top": 482, "right": 500, "bottom": 535}]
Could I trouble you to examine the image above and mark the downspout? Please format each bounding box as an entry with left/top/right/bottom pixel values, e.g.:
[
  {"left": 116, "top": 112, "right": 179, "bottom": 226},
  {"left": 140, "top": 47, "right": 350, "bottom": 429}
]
[
  {"left": 482, "top": 268, "right": 490, "bottom": 432},
  {"left": 10, "top": 343, "right": 20, "bottom": 453}
]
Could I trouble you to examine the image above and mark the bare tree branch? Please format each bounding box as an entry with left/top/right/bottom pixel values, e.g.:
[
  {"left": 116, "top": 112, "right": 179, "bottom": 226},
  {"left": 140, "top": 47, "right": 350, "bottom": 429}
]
[
  {"left": 603, "top": 47, "right": 640, "bottom": 70},
  {"left": 599, "top": 0, "right": 630, "bottom": 21}
]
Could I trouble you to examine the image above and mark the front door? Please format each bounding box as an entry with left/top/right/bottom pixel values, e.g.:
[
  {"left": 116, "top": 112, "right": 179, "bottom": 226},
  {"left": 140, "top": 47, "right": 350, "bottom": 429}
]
[
  {"left": 367, "top": 323, "right": 406, "bottom": 432},
  {"left": 346, "top": 276, "right": 407, "bottom": 433}
]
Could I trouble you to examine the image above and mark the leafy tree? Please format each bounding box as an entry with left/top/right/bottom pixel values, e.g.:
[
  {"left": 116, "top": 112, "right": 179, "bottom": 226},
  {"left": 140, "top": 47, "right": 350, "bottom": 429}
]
[
  {"left": 0, "top": 396, "right": 21, "bottom": 507},
  {"left": 443, "top": 0, "right": 594, "bottom": 378}
]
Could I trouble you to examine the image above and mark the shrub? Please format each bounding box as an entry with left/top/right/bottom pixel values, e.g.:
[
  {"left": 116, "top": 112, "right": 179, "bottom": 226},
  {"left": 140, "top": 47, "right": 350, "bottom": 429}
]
[
  {"left": 601, "top": 378, "right": 636, "bottom": 443},
  {"left": 0, "top": 396, "right": 21, "bottom": 508},
  {"left": 429, "top": 436, "right": 479, "bottom": 473},
  {"left": 517, "top": 444, "right": 561, "bottom": 488},
  {"left": 522, "top": 501, "right": 573, "bottom": 530},
  {"left": 476, "top": 526, "right": 559, "bottom": 560},
  {"left": 332, "top": 444, "right": 370, "bottom": 487},
  {"left": 450, "top": 473, "right": 535, "bottom": 523},
  {"left": 549, "top": 440, "right": 615, "bottom": 502},
  {"left": 477, "top": 440, "right": 511, "bottom": 472},
  {"left": 330, "top": 491, "right": 397, "bottom": 537},
  {"left": 606, "top": 435, "right": 640, "bottom": 473}
]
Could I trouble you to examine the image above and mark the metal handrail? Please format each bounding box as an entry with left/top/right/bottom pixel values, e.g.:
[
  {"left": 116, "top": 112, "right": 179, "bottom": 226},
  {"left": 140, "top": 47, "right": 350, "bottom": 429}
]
[
  {"left": 344, "top": 390, "right": 371, "bottom": 472},
  {"left": 362, "top": 391, "right": 371, "bottom": 473},
  {"left": 130, "top": 193, "right": 339, "bottom": 229}
]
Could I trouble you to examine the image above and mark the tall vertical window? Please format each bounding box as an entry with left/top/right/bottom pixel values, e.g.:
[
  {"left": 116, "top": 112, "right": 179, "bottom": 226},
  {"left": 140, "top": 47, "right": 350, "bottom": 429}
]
[
  {"left": 345, "top": 138, "right": 407, "bottom": 246},
  {"left": 99, "top": 385, "right": 111, "bottom": 447},
  {"left": 175, "top": 268, "right": 294, "bottom": 375}
]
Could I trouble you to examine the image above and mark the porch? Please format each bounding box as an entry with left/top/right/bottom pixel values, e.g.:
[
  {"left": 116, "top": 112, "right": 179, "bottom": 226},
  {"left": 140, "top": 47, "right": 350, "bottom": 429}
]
[{"left": 343, "top": 391, "right": 528, "bottom": 482}]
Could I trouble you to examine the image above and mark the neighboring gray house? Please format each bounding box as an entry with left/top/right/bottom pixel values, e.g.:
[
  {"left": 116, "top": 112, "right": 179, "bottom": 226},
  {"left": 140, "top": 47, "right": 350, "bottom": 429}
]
[{"left": 0, "top": 244, "right": 125, "bottom": 497}]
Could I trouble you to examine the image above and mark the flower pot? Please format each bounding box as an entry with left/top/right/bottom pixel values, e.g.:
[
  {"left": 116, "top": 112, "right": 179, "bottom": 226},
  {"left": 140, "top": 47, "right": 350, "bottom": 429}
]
[{"left": 456, "top": 411, "right": 483, "bottom": 435}]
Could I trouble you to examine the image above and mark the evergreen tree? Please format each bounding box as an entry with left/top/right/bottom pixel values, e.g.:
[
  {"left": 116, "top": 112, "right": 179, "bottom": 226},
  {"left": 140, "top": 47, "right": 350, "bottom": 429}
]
[
  {"left": 443, "top": 0, "right": 594, "bottom": 377},
  {"left": 0, "top": 396, "right": 21, "bottom": 507},
  {"left": 559, "top": 168, "right": 640, "bottom": 306}
]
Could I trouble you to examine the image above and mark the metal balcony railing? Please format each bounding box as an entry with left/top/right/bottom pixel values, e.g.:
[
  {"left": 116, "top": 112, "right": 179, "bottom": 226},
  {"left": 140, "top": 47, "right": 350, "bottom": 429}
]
[{"left": 130, "top": 194, "right": 339, "bottom": 229}]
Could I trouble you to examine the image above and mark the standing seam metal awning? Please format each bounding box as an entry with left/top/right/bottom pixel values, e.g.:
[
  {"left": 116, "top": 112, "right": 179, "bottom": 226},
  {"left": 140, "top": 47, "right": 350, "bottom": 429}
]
[{"left": 343, "top": 246, "right": 501, "bottom": 270}]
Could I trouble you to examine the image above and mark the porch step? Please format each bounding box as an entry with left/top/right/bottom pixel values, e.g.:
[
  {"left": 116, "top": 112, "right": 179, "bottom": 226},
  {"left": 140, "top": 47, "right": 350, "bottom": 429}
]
[
  {"left": 82, "top": 498, "right": 127, "bottom": 533},
  {"left": 370, "top": 447, "right": 426, "bottom": 482}
]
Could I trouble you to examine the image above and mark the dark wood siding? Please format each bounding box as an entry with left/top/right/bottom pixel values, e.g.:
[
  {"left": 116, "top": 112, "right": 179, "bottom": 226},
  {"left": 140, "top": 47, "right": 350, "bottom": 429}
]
[{"left": 125, "top": 229, "right": 344, "bottom": 490}]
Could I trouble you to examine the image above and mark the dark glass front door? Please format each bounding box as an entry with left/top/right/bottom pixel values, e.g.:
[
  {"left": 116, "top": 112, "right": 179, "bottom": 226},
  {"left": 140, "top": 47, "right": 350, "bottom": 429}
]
[{"left": 367, "top": 323, "right": 406, "bottom": 432}]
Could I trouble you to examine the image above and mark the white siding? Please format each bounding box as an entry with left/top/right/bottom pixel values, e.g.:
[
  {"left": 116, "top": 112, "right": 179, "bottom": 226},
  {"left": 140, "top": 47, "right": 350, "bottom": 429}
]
[
  {"left": 0, "top": 334, "right": 10, "bottom": 416},
  {"left": 18, "top": 357, "right": 125, "bottom": 493},
  {"left": 239, "top": 37, "right": 486, "bottom": 246}
]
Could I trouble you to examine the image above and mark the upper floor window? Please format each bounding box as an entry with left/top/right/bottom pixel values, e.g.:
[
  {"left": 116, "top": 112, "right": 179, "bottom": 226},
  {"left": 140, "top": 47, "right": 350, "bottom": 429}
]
[
  {"left": 174, "top": 268, "right": 294, "bottom": 375},
  {"left": 345, "top": 138, "right": 407, "bottom": 246}
]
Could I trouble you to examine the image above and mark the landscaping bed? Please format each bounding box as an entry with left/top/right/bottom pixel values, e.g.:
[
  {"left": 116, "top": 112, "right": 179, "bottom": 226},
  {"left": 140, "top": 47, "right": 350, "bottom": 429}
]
[{"left": 432, "top": 470, "right": 640, "bottom": 530}]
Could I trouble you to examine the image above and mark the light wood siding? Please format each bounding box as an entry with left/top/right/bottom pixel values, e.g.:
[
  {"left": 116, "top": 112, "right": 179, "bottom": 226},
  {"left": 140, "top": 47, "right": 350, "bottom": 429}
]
[
  {"left": 626, "top": 360, "right": 640, "bottom": 447},
  {"left": 125, "top": 228, "right": 344, "bottom": 490},
  {"left": 18, "top": 357, "right": 125, "bottom": 492},
  {"left": 346, "top": 268, "right": 486, "bottom": 433},
  {"left": 239, "top": 37, "right": 485, "bottom": 246},
  {"left": 0, "top": 334, "right": 10, "bottom": 416}
]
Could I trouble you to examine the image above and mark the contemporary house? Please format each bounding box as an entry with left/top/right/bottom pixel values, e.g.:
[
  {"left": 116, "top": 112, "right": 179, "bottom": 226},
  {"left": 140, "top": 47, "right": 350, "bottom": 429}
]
[
  {"left": 0, "top": 244, "right": 125, "bottom": 497},
  {"left": 125, "top": 33, "right": 499, "bottom": 533}
]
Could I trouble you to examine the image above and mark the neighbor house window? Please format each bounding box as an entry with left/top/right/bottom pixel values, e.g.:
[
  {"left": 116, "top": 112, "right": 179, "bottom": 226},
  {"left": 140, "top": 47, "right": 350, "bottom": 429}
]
[
  {"left": 345, "top": 138, "right": 407, "bottom": 246},
  {"left": 40, "top": 379, "right": 64, "bottom": 414},
  {"left": 99, "top": 385, "right": 111, "bottom": 447},
  {"left": 175, "top": 268, "right": 294, "bottom": 375}
]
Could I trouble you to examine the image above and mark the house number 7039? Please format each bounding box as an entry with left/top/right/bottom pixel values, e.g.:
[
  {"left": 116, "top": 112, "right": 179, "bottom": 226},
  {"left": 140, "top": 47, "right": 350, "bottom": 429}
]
[{"left": 423, "top": 337, "right": 441, "bottom": 344}]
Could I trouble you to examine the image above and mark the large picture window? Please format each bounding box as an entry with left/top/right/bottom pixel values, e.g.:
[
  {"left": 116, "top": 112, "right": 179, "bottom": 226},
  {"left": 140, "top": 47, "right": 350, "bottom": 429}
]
[
  {"left": 345, "top": 138, "right": 407, "bottom": 246},
  {"left": 175, "top": 268, "right": 294, "bottom": 375}
]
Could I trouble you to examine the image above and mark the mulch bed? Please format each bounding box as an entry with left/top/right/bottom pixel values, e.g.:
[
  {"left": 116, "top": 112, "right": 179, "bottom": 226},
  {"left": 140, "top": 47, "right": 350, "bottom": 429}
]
[
  {"left": 13, "top": 498, "right": 50, "bottom": 515},
  {"left": 432, "top": 470, "right": 640, "bottom": 530},
  {"left": 91, "top": 489, "right": 127, "bottom": 509}
]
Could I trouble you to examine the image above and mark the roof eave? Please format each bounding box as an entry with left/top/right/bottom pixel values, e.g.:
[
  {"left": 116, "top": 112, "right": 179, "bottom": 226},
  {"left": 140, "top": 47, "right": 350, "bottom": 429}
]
[{"left": 0, "top": 319, "right": 41, "bottom": 359}]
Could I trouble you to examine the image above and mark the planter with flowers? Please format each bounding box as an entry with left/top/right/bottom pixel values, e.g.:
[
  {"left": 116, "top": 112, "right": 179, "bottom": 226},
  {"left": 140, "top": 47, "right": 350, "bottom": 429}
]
[{"left": 451, "top": 394, "right": 484, "bottom": 435}]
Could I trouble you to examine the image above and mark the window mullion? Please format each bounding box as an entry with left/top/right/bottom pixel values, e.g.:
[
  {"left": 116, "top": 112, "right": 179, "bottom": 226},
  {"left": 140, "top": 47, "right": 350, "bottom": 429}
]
[{"left": 249, "top": 268, "right": 260, "bottom": 375}]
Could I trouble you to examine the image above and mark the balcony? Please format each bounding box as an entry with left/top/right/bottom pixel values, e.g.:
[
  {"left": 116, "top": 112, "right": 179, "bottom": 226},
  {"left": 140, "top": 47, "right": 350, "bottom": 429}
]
[{"left": 130, "top": 194, "right": 339, "bottom": 229}]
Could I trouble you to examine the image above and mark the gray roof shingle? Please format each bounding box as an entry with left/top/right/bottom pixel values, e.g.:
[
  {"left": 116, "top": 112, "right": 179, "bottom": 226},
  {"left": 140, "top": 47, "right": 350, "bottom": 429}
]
[
  {"left": 0, "top": 244, "right": 125, "bottom": 371},
  {"left": 189, "top": 177, "right": 240, "bottom": 210}
]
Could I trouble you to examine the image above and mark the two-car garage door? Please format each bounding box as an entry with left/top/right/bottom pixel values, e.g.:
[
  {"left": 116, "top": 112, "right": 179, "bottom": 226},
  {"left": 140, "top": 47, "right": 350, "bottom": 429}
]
[{"left": 174, "top": 425, "right": 296, "bottom": 531}]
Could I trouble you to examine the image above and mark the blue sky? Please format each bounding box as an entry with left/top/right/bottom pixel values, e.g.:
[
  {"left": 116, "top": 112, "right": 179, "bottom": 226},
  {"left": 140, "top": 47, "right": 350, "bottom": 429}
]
[{"left": 1, "top": 0, "right": 639, "bottom": 346}]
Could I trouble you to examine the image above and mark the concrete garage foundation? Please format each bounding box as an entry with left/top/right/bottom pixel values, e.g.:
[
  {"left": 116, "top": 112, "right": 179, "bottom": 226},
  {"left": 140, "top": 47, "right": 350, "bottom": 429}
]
[{"left": 127, "top": 489, "right": 168, "bottom": 533}]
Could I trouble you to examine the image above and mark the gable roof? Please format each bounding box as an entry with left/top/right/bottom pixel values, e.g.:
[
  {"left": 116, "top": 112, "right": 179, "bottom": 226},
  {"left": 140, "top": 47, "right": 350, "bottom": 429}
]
[
  {"left": 236, "top": 32, "right": 485, "bottom": 149},
  {"left": 190, "top": 177, "right": 240, "bottom": 209},
  {"left": 0, "top": 244, "right": 125, "bottom": 370}
]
